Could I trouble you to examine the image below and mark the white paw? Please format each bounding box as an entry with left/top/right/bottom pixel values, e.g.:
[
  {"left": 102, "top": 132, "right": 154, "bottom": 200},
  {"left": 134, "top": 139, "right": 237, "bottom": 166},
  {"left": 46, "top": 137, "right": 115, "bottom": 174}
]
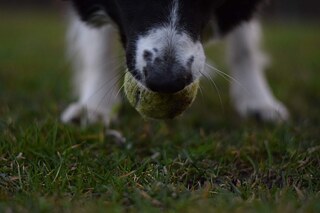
[
  {"left": 61, "top": 102, "right": 112, "bottom": 126},
  {"left": 235, "top": 99, "right": 289, "bottom": 123}
]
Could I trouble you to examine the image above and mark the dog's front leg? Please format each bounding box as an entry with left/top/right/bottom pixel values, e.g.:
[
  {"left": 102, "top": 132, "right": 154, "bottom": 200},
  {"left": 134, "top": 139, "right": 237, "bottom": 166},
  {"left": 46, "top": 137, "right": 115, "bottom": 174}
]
[
  {"left": 61, "top": 12, "right": 120, "bottom": 126},
  {"left": 227, "top": 19, "right": 289, "bottom": 122}
]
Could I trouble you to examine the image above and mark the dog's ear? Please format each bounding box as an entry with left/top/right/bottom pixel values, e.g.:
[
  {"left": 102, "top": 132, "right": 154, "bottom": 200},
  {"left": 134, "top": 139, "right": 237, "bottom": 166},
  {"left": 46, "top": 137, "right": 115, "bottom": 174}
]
[{"left": 214, "top": 0, "right": 264, "bottom": 35}]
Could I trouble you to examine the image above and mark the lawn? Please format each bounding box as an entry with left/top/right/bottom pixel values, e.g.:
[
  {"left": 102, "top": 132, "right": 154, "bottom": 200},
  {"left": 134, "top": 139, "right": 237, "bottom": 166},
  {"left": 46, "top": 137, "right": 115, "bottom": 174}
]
[{"left": 0, "top": 8, "right": 320, "bottom": 213}]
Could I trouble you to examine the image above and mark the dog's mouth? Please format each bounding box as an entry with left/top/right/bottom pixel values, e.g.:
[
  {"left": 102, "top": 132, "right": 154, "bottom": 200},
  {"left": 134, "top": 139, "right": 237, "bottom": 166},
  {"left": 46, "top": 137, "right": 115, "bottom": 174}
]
[
  {"left": 124, "top": 71, "right": 199, "bottom": 119},
  {"left": 127, "top": 48, "right": 204, "bottom": 94},
  {"left": 127, "top": 65, "right": 195, "bottom": 94}
]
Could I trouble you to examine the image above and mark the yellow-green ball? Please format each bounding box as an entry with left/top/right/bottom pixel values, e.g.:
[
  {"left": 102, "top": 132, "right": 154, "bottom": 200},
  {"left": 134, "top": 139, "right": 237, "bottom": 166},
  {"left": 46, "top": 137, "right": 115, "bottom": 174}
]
[{"left": 124, "top": 71, "right": 199, "bottom": 119}]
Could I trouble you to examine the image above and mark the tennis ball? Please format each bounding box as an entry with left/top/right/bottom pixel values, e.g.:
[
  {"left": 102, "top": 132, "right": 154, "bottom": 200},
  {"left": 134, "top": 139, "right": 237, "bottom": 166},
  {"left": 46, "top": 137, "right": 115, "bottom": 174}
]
[{"left": 124, "top": 71, "right": 199, "bottom": 119}]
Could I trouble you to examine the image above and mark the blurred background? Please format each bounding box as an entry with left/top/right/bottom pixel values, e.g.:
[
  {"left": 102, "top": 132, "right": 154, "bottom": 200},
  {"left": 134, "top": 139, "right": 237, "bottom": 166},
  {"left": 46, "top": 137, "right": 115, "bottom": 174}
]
[
  {"left": 1, "top": 0, "right": 320, "bottom": 20},
  {"left": 0, "top": 0, "right": 319, "bottom": 125}
]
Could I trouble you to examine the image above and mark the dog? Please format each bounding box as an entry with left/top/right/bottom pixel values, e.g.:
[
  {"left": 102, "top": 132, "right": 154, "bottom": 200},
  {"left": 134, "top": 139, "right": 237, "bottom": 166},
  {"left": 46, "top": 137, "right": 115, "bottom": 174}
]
[{"left": 61, "top": 0, "right": 289, "bottom": 126}]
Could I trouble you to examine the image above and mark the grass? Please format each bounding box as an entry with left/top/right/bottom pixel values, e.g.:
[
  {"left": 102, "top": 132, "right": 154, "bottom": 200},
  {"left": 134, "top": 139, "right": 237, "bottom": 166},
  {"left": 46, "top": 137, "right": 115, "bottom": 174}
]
[{"left": 0, "top": 8, "right": 320, "bottom": 212}]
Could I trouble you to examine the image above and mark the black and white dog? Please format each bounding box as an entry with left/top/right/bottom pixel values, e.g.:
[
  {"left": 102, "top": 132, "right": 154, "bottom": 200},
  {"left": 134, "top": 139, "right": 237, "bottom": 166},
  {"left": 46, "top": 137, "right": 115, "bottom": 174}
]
[{"left": 61, "top": 0, "right": 289, "bottom": 126}]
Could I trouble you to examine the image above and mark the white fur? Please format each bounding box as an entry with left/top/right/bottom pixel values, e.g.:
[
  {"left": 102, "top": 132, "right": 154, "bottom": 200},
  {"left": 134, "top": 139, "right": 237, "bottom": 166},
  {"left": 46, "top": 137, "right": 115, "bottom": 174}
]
[
  {"left": 135, "top": 28, "right": 205, "bottom": 81},
  {"left": 61, "top": 11, "right": 120, "bottom": 126},
  {"left": 170, "top": 0, "right": 179, "bottom": 26},
  {"left": 135, "top": 1, "right": 205, "bottom": 82},
  {"left": 226, "top": 20, "right": 289, "bottom": 122}
]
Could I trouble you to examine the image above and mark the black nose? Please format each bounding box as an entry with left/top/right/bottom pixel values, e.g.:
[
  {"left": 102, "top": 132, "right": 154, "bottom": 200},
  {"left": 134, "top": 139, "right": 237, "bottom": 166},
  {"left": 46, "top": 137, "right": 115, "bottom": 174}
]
[{"left": 144, "top": 58, "right": 193, "bottom": 93}]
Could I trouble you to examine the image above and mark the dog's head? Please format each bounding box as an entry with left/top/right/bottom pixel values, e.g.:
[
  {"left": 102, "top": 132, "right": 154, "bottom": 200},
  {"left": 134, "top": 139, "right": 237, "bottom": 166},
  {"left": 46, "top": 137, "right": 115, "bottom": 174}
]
[{"left": 71, "top": 0, "right": 262, "bottom": 93}]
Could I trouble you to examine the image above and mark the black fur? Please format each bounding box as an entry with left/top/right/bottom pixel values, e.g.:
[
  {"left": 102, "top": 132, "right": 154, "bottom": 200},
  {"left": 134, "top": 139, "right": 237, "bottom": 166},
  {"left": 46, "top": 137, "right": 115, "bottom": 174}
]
[
  {"left": 71, "top": 0, "right": 263, "bottom": 40},
  {"left": 70, "top": 0, "right": 263, "bottom": 74},
  {"left": 214, "top": 0, "right": 263, "bottom": 34}
]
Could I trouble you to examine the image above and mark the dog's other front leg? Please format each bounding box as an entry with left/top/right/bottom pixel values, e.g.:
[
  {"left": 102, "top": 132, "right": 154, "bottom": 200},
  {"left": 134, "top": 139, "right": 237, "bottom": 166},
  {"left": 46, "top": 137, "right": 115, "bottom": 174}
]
[
  {"left": 227, "top": 19, "right": 289, "bottom": 122},
  {"left": 61, "top": 12, "right": 120, "bottom": 126}
]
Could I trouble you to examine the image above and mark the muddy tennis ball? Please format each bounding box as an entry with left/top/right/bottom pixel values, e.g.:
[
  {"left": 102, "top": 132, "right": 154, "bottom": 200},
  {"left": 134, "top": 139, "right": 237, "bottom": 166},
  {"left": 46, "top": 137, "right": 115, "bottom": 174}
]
[{"left": 124, "top": 71, "right": 199, "bottom": 119}]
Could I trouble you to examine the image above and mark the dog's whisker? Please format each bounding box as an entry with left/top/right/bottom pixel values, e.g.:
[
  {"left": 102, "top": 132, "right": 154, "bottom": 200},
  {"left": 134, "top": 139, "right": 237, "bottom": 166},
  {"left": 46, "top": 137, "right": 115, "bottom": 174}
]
[
  {"left": 95, "top": 70, "right": 127, "bottom": 112},
  {"left": 199, "top": 70, "right": 224, "bottom": 112},
  {"left": 198, "top": 84, "right": 204, "bottom": 98},
  {"left": 205, "top": 63, "right": 233, "bottom": 82},
  {"left": 70, "top": 53, "right": 125, "bottom": 86},
  {"left": 115, "top": 84, "right": 125, "bottom": 99},
  {"left": 87, "top": 60, "right": 126, "bottom": 99},
  {"left": 198, "top": 84, "right": 206, "bottom": 105},
  {"left": 101, "top": 69, "right": 128, "bottom": 105},
  {"left": 205, "top": 63, "right": 250, "bottom": 95},
  {"left": 89, "top": 63, "right": 126, "bottom": 113},
  {"left": 205, "top": 63, "right": 249, "bottom": 91}
]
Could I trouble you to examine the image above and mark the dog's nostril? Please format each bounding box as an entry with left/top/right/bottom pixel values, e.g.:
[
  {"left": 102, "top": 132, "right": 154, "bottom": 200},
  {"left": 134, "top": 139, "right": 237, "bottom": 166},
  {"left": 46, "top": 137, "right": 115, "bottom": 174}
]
[
  {"left": 154, "top": 57, "right": 161, "bottom": 63},
  {"left": 187, "top": 56, "right": 195, "bottom": 68},
  {"left": 143, "top": 50, "right": 153, "bottom": 61}
]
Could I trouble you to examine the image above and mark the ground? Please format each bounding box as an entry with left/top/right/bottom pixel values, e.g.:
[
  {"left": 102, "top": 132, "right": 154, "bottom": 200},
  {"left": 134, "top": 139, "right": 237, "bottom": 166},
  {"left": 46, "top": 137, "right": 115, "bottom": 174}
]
[{"left": 0, "top": 8, "right": 320, "bottom": 212}]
